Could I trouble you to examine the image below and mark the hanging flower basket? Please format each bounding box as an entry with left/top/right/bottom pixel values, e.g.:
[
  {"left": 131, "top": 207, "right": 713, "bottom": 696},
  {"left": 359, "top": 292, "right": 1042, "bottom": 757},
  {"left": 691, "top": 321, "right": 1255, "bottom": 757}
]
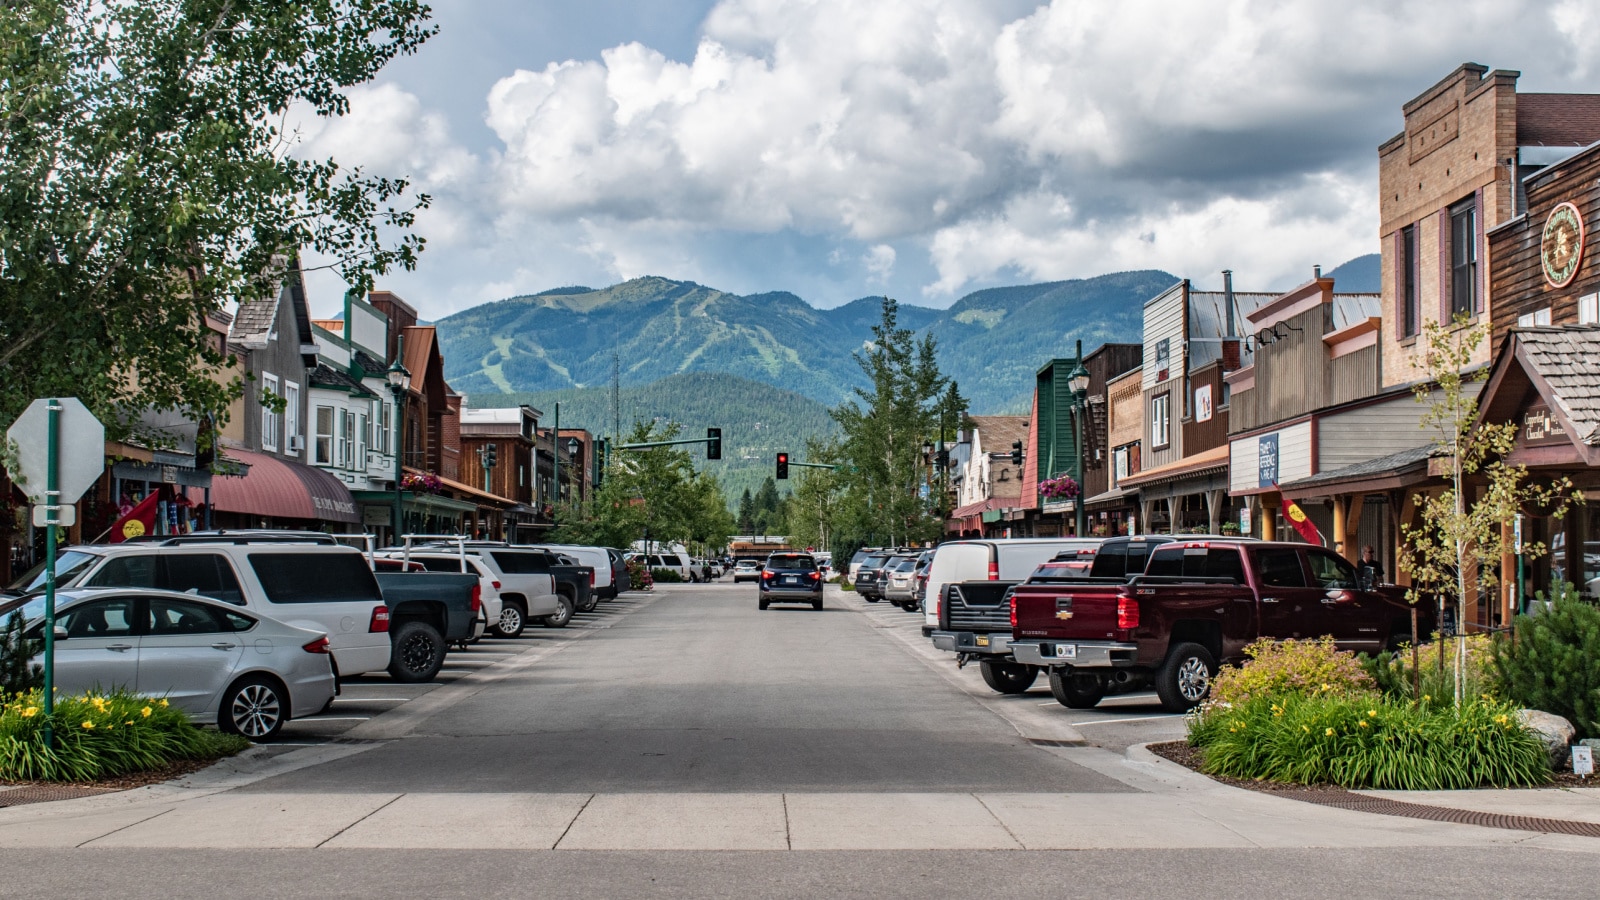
[
  {"left": 401, "top": 472, "right": 443, "bottom": 494},
  {"left": 1039, "top": 474, "right": 1080, "bottom": 501}
]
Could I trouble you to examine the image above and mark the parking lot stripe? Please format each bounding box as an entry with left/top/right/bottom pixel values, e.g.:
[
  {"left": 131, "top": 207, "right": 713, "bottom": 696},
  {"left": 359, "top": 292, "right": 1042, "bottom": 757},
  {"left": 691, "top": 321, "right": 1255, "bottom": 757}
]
[{"left": 1068, "top": 715, "right": 1184, "bottom": 726}]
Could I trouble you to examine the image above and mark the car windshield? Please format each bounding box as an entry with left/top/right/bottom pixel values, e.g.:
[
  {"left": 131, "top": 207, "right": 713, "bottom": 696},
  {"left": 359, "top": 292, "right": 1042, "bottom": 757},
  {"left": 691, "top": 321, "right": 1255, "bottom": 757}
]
[
  {"left": 895, "top": 558, "right": 917, "bottom": 572},
  {"left": 767, "top": 555, "right": 815, "bottom": 569},
  {"left": 7, "top": 550, "right": 100, "bottom": 594},
  {"left": 862, "top": 555, "right": 888, "bottom": 568}
]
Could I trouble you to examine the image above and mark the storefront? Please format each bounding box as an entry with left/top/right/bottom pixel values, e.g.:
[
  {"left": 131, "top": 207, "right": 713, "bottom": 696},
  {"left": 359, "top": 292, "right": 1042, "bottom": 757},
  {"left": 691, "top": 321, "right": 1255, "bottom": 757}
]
[{"left": 207, "top": 447, "right": 361, "bottom": 532}]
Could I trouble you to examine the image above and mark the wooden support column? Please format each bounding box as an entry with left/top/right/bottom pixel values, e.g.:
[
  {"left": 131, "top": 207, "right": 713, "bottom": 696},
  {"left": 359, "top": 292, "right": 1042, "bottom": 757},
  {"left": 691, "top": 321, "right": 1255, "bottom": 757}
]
[
  {"left": 1260, "top": 494, "right": 1279, "bottom": 542},
  {"left": 1347, "top": 495, "right": 1365, "bottom": 560},
  {"left": 1500, "top": 521, "right": 1514, "bottom": 628},
  {"left": 1206, "top": 489, "right": 1222, "bottom": 535},
  {"left": 1396, "top": 488, "right": 1418, "bottom": 589},
  {"left": 1332, "top": 497, "right": 1348, "bottom": 560}
]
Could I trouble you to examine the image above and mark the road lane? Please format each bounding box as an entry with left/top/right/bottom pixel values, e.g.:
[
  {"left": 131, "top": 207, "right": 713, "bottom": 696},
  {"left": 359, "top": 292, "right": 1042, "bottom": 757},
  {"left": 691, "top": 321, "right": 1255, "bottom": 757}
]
[{"left": 240, "top": 583, "right": 1131, "bottom": 793}]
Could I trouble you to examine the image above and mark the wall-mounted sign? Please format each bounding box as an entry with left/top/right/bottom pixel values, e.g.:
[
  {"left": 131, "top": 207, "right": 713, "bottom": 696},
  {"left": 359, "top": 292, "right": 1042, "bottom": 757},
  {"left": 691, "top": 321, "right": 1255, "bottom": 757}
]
[
  {"left": 1542, "top": 201, "right": 1585, "bottom": 289},
  {"left": 1257, "top": 433, "right": 1279, "bottom": 488},
  {"left": 1522, "top": 403, "right": 1570, "bottom": 447},
  {"left": 1194, "top": 384, "right": 1214, "bottom": 423}
]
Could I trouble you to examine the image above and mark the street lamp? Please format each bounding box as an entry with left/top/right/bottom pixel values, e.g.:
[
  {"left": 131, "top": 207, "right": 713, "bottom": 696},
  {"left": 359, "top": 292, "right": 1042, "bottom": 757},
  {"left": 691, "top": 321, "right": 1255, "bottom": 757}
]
[
  {"left": 1066, "top": 357, "right": 1090, "bottom": 538},
  {"left": 566, "top": 437, "right": 580, "bottom": 501},
  {"left": 386, "top": 349, "right": 411, "bottom": 543}
]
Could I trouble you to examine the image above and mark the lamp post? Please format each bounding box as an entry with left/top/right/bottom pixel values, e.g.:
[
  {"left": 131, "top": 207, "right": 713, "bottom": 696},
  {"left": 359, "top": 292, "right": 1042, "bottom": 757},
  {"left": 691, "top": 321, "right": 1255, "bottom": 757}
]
[
  {"left": 386, "top": 344, "right": 411, "bottom": 544},
  {"left": 1066, "top": 357, "right": 1091, "bottom": 538},
  {"left": 566, "top": 436, "right": 581, "bottom": 503}
]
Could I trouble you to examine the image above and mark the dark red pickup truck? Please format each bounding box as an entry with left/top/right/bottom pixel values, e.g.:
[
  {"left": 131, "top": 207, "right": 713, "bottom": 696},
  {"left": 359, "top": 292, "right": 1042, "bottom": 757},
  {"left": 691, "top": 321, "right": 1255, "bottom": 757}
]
[{"left": 1008, "top": 540, "right": 1426, "bottom": 712}]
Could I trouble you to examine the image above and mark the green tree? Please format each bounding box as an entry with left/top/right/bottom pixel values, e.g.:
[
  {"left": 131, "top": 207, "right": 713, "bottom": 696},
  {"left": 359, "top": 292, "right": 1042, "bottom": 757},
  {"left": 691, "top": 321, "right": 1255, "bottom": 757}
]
[
  {"left": 752, "top": 476, "right": 783, "bottom": 535},
  {"left": 830, "top": 297, "right": 960, "bottom": 547},
  {"left": 785, "top": 436, "right": 843, "bottom": 552},
  {"left": 553, "top": 421, "right": 732, "bottom": 553},
  {"left": 1399, "top": 317, "right": 1580, "bottom": 704},
  {"left": 737, "top": 488, "right": 755, "bottom": 535},
  {"left": 0, "top": 0, "right": 434, "bottom": 436}
]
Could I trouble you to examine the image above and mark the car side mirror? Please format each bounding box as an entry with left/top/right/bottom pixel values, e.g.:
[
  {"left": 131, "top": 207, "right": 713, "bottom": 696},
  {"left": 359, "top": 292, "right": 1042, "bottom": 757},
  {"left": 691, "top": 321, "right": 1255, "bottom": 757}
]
[{"left": 53, "top": 625, "right": 68, "bottom": 641}]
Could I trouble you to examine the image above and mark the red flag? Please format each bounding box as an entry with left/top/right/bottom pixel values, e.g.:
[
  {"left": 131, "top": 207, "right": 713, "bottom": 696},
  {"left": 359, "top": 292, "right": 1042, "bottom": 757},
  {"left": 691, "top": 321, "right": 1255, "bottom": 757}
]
[
  {"left": 111, "top": 492, "right": 160, "bottom": 543},
  {"left": 1276, "top": 486, "right": 1324, "bottom": 546}
]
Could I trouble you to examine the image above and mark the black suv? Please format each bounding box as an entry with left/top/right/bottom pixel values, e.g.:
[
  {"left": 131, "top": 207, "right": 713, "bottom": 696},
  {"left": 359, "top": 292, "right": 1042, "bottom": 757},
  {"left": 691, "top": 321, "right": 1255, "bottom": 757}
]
[{"left": 759, "top": 552, "right": 824, "bottom": 610}]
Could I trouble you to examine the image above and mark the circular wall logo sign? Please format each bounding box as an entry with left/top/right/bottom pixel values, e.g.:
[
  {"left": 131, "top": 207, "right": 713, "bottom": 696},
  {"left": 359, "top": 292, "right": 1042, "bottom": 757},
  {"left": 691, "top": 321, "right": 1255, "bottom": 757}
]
[
  {"left": 1542, "top": 201, "right": 1585, "bottom": 288},
  {"left": 121, "top": 519, "right": 146, "bottom": 540}
]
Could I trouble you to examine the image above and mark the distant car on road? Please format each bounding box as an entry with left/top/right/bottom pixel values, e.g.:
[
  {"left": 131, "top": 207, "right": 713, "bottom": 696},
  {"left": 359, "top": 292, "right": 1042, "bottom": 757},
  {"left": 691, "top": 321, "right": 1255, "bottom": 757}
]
[
  {"left": 732, "top": 560, "right": 762, "bottom": 583},
  {"left": 10, "top": 587, "right": 336, "bottom": 741},
  {"left": 759, "top": 553, "right": 824, "bottom": 610}
]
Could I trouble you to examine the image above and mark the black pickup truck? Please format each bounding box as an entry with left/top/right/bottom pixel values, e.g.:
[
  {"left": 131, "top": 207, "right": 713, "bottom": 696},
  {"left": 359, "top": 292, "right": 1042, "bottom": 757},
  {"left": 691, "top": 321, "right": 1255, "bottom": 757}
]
[
  {"left": 370, "top": 562, "right": 483, "bottom": 682},
  {"left": 532, "top": 549, "right": 597, "bottom": 615}
]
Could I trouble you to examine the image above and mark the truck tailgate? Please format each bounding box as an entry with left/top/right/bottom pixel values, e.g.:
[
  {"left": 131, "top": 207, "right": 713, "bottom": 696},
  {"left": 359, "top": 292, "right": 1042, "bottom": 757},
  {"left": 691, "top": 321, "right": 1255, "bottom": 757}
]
[{"left": 1011, "top": 582, "right": 1127, "bottom": 640}]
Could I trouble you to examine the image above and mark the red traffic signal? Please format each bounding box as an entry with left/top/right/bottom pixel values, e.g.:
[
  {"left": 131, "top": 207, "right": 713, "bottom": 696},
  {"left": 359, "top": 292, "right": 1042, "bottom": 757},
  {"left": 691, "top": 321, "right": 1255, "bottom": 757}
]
[{"left": 776, "top": 452, "right": 789, "bottom": 479}]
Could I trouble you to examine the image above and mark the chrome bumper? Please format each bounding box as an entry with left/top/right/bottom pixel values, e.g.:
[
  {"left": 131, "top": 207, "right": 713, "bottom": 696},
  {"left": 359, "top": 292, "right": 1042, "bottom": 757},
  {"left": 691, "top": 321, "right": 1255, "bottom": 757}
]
[
  {"left": 930, "top": 630, "right": 1012, "bottom": 655},
  {"left": 1011, "top": 639, "right": 1139, "bottom": 668}
]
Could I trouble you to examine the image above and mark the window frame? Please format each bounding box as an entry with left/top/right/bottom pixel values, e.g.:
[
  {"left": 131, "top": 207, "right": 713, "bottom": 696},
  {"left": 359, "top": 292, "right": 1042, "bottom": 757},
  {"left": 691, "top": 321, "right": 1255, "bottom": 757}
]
[
  {"left": 1449, "top": 197, "right": 1478, "bottom": 318},
  {"left": 1151, "top": 393, "right": 1171, "bottom": 450},
  {"left": 1401, "top": 224, "right": 1419, "bottom": 337},
  {"left": 261, "top": 372, "right": 280, "bottom": 452},
  {"left": 314, "top": 405, "right": 335, "bottom": 466},
  {"left": 283, "top": 381, "right": 301, "bottom": 455}
]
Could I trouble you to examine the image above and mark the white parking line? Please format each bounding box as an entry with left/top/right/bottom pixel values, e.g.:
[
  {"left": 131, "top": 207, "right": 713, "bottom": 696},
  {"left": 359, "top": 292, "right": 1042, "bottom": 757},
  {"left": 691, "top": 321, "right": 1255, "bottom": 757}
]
[
  {"left": 332, "top": 698, "right": 408, "bottom": 703},
  {"left": 304, "top": 716, "right": 371, "bottom": 721},
  {"left": 1067, "top": 715, "right": 1185, "bottom": 726}
]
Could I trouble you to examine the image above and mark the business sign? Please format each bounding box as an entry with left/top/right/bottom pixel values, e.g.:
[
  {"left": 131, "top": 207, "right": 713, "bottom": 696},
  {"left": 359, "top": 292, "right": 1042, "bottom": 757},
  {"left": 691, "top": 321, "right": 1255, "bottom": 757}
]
[
  {"left": 1542, "top": 201, "right": 1585, "bottom": 289},
  {"left": 1257, "top": 433, "right": 1280, "bottom": 488},
  {"left": 1194, "top": 384, "right": 1214, "bottom": 423},
  {"left": 1522, "top": 404, "right": 1570, "bottom": 448}
]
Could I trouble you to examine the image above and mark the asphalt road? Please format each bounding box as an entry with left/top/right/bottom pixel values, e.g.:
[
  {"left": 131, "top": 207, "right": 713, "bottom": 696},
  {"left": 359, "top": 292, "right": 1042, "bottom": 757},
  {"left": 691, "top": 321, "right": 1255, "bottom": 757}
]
[{"left": 243, "top": 581, "right": 1130, "bottom": 793}]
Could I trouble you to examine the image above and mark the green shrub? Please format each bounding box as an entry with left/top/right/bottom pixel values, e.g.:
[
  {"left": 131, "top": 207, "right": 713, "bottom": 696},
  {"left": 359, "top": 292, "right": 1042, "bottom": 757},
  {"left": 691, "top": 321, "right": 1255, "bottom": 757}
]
[
  {"left": 651, "top": 568, "right": 684, "bottom": 583},
  {"left": 1361, "top": 632, "right": 1498, "bottom": 703},
  {"left": 0, "top": 689, "right": 249, "bottom": 782},
  {"left": 839, "top": 581, "right": 857, "bottom": 592},
  {"left": 1189, "top": 693, "right": 1550, "bottom": 789},
  {"left": 1492, "top": 582, "right": 1600, "bottom": 738},
  {"left": 1208, "top": 637, "right": 1374, "bottom": 708}
]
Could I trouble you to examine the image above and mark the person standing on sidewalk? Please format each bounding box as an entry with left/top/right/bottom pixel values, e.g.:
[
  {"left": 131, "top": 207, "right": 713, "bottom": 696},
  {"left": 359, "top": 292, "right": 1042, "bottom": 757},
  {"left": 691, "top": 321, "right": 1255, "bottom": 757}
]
[{"left": 1357, "top": 545, "right": 1384, "bottom": 588}]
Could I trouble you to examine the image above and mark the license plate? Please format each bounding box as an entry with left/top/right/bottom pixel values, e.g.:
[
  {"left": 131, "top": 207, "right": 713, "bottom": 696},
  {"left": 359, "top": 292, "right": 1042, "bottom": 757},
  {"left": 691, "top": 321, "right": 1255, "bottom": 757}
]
[
  {"left": 784, "top": 576, "right": 797, "bottom": 585},
  {"left": 975, "top": 635, "right": 990, "bottom": 647},
  {"left": 1055, "top": 643, "right": 1077, "bottom": 659}
]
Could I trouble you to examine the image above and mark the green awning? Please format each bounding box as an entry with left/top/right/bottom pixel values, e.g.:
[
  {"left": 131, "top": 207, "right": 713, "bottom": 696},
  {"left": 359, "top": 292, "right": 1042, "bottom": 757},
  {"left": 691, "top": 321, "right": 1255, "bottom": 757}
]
[{"left": 350, "top": 490, "right": 477, "bottom": 514}]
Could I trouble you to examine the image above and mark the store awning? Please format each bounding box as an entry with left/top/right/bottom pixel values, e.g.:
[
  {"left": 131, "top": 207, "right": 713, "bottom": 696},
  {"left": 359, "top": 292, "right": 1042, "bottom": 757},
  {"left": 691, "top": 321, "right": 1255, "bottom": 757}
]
[
  {"left": 1116, "top": 445, "right": 1230, "bottom": 490},
  {"left": 1277, "top": 445, "right": 1435, "bottom": 497},
  {"left": 209, "top": 448, "right": 360, "bottom": 523},
  {"left": 1083, "top": 486, "right": 1135, "bottom": 508}
]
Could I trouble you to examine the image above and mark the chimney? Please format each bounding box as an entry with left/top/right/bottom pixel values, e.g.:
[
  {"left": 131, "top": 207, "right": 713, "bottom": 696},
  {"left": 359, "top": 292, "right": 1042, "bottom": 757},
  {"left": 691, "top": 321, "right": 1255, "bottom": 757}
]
[
  {"left": 1313, "top": 264, "right": 1322, "bottom": 280},
  {"left": 1221, "top": 269, "right": 1241, "bottom": 372},
  {"left": 1223, "top": 270, "right": 1235, "bottom": 338}
]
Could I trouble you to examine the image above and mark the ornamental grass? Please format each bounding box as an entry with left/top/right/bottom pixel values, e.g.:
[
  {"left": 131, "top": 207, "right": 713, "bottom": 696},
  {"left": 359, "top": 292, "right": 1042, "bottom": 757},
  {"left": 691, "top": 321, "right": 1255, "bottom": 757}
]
[
  {"left": 0, "top": 689, "right": 249, "bottom": 782},
  {"left": 1188, "top": 693, "right": 1550, "bottom": 790}
]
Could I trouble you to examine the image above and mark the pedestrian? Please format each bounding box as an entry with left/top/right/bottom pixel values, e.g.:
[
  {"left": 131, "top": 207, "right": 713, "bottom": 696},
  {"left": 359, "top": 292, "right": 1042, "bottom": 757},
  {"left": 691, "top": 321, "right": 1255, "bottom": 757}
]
[{"left": 1357, "top": 545, "right": 1384, "bottom": 588}]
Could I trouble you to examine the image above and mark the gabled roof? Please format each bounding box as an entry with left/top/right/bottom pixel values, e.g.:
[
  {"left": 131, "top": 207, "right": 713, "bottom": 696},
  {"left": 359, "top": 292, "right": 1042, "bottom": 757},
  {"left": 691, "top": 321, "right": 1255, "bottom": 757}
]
[
  {"left": 309, "top": 363, "right": 378, "bottom": 398},
  {"left": 1502, "top": 327, "right": 1600, "bottom": 446},
  {"left": 228, "top": 293, "right": 280, "bottom": 349},
  {"left": 969, "top": 415, "right": 1027, "bottom": 452}
]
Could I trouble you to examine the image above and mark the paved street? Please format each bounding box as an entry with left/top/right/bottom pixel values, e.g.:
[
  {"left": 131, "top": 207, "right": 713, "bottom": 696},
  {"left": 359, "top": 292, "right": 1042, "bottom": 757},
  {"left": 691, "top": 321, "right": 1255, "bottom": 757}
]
[{"left": 2, "top": 582, "right": 1599, "bottom": 898}]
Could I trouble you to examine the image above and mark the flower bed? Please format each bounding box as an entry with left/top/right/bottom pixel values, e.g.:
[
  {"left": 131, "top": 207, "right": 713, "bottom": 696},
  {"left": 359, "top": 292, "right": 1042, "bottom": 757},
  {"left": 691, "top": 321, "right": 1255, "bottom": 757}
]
[{"left": 0, "top": 689, "right": 249, "bottom": 782}]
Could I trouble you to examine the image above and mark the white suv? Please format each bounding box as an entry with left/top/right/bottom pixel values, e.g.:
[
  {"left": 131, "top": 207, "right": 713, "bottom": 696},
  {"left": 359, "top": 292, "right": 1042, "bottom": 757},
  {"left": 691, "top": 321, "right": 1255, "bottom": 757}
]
[{"left": 17, "top": 540, "right": 395, "bottom": 678}]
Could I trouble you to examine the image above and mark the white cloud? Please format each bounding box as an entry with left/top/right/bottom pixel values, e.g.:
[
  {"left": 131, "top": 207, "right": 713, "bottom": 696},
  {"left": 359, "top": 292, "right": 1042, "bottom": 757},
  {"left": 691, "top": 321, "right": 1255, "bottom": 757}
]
[{"left": 294, "top": 0, "right": 1600, "bottom": 316}]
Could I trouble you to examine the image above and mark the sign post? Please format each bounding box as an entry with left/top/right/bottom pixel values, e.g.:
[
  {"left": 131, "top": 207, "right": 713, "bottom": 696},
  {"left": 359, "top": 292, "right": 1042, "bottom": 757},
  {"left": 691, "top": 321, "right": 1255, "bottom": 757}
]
[{"left": 7, "top": 398, "right": 106, "bottom": 742}]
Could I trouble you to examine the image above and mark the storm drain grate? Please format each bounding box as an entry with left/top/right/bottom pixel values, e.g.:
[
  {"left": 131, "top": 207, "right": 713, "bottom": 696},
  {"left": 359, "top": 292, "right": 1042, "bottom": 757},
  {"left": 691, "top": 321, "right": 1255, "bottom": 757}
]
[
  {"left": 1277, "top": 790, "right": 1600, "bottom": 838},
  {"left": 0, "top": 785, "right": 116, "bottom": 808}
]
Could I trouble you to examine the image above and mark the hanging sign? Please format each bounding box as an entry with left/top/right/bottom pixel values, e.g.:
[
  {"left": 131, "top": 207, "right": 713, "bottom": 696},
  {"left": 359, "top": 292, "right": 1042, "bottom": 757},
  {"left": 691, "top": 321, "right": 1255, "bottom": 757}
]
[{"left": 1542, "top": 201, "right": 1585, "bottom": 288}]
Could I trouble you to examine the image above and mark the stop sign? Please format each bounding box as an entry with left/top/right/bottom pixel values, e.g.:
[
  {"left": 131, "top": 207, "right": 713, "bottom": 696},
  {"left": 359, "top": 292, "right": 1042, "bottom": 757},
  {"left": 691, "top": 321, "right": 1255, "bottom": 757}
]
[{"left": 7, "top": 397, "right": 106, "bottom": 504}]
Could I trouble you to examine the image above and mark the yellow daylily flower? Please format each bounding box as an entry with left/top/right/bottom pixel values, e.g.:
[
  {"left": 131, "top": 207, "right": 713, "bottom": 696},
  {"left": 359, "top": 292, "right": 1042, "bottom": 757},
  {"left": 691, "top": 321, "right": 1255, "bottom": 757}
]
[
  {"left": 81, "top": 721, "right": 94, "bottom": 729},
  {"left": 1325, "top": 728, "right": 1335, "bottom": 736},
  {"left": 20, "top": 707, "right": 38, "bottom": 718},
  {"left": 159, "top": 699, "right": 169, "bottom": 707},
  {"left": 141, "top": 706, "right": 152, "bottom": 718}
]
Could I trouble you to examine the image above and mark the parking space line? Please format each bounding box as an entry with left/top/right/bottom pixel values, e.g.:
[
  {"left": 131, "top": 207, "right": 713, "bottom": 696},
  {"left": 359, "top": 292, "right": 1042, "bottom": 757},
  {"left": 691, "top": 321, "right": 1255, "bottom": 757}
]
[
  {"left": 305, "top": 716, "right": 372, "bottom": 721},
  {"left": 1068, "top": 715, "right": 1184, "bottom": 726},
  {"left": 333, "top": 698, "right": 408, "bottom": 703}
]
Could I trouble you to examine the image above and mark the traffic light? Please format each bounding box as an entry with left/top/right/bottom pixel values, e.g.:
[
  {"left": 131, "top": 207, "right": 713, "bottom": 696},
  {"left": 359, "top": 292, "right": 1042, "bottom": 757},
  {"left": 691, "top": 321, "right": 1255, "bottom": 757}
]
[
  {"left": 707, "top": 427, "right": 722, "bottom": 460},
  {"left": 484, "top": 443, "right": 498, "bottom": 468},
  {"left": 776, "top": 452, "right": 789, "bottom": 479},
  {"left": 1010, "top": 440, "right": 1024, "bottom": 466}
]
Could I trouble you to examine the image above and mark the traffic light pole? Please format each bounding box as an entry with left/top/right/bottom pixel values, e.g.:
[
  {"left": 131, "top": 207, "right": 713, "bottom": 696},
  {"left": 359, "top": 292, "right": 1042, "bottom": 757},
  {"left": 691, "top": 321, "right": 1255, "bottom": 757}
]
[{"left": 786, "top": 461, "right": 838, "bottom": 470}]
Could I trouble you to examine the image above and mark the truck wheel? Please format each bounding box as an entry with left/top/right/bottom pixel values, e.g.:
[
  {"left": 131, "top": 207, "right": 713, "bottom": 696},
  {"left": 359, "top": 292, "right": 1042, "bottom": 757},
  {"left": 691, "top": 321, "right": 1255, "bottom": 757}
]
[
  {"left": 759, "top": 596, "right": 770, "bottom": 610},
  {"left": 863, "top": 594, "right": 879, "bottom": 603},
  {"left": 388, "top": 621, "right": 446, "bottom": 683},
  {"left": 1155, "top": 642, "right": 1216, "bottom": 712},
  {"left": 493, "top": 602, "right": 526, "bottom": 639},
  {"left": 979, "top": 660, "right": 1038, "bottom": 694},
  {"left": 579, "top": 591, "right": 599, "bottom": 613},
  {"left": 1049, "top": 669, "right": 1106, "bottom": 709},
  {"left": 541, "top": 593, "right": 574, "bottom": 629}
]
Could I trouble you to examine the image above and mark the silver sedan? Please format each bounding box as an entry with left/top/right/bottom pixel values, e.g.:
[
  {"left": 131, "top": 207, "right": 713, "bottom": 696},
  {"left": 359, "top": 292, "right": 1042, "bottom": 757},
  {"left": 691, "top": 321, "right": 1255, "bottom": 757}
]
[{"left": 9, "top": 587, "right": 336, "bottom": 741}]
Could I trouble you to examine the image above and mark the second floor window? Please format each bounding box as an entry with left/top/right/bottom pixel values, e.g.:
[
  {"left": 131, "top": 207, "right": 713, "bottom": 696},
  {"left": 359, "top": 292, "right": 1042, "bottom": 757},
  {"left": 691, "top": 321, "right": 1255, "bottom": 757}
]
[
  {"left": 1401, "top": 224, "right": 1419, "bottom": 337},
  {"left": 1450, "top": 198, "right": 1478, "bottom": 318},
  {"left": 1151, "top": 393, "right": 1171, "bottom": 449},
  {"left": 261, "top": 373, "right": 280, "bottom": 452},
  {"left": 314, "top": 406, "right": 334, "bottom": 466}
]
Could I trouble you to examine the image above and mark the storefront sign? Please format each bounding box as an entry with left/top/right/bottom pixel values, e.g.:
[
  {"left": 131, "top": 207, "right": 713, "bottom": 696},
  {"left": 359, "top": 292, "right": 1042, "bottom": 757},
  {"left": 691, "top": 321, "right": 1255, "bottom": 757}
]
[
  {"left": 1195, "top": 384, "right": 1214, "bottom": 423},
  {"left": 1522, "top": 404, "right": 1570, "bottom": 447},
  {"left": 1240, "top": 506, "right": 1252, "bottom": 536},
  {"left": 1542, "top": 201, "right": 1585, "bottom": 289},
  {"left": 1257, "top": 433, "right": 1279, "bottom": 488}
]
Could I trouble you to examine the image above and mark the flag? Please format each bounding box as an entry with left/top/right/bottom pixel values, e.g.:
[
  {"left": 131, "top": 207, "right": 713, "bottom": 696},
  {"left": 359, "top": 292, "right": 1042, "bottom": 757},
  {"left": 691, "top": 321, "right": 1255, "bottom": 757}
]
[
  {"left": 111, "top": 491, "right": 160, "bottom": 543},
  {"left": 1276, "top": 486, "right": 1324, "bottom": 546}
]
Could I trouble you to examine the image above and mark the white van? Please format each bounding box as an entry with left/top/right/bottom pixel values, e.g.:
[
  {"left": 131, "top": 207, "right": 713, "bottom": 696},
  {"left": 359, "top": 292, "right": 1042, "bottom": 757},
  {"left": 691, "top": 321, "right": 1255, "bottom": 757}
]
[
  {"left": 531, "top": 544, "right": 617, "bottom": 599},
  {"left": 632, "top": 551, "right": 694, "bottom": 581},
  {"left": 921, "top": 539, "right": 1105, "bottom": 633}
]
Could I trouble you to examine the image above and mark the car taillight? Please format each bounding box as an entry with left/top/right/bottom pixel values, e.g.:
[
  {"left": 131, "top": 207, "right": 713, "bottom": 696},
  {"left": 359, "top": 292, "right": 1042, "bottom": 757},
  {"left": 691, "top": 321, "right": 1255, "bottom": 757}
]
[
  {"left": 1117, "top": 594, "right": 1140, "bottom": 630},
  {"left": 807, "top": 571, "right": 820, "bottom": 581},
  {"left": 987, "top": 561, "right": 999, "bottom": 580},
  {"left": 590, "top": 570, "right": 596, "bottom": 586},
  {"left": 492, "top": 580, "right": 501, "bottom": 590},
  {"left": 302, "top": 636, "right": 331, "bottom": 654},
  {"left": 369, "top": 605, "right": 390, "bottom": 633},
  {"left": 762, "top": 570, "right": 776, "bottom": 580},
  {"left": 1009, "top": 593, "right": 1017, "bottom": 628},
  {"left": 470, "top": 585, "right": 482, "bottom": 613}
]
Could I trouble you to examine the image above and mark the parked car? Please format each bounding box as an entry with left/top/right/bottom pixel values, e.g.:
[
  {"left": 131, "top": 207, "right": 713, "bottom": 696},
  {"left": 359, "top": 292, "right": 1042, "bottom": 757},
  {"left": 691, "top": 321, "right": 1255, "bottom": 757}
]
[
  {"left": 13, "top": 588, "right": 336, "bottom": 741},
  {"left": 852, "top": 552, "right": 896, "bottom": 602},
  {"left": 374, "top": 548, "right": 505, "bottom": 640},
  {"left": 930, "top": 536, "right": 1161, "bottom": 693},
  {"left": 632, "top": 551, "right": 695, "bottom": 582},
  {"left": 758, "top": 552, "right": 824, "bottom": 610},
  {"left": 1009, "top": 539, "right": 1429, "bottom": 711},
  {"left": 531, "top": 544, "right": 620, "bottom": 601},
  {"left": 732, "top": 559, "right": 762, "bottom": 583},
  {"left": 921, "top": 538, "right": 1109, "bottom": 636},
  {"left": 404, "top": 542, "right": 572, "bottom": 628},
  {"left": 847, "top": 547, "right": 883, "bottom": 584},
  {"left": 882, "top": 555, "right": 920, "bottom": 610},
  {"left": 14, "top": 536, "right": 404, "bottom": 680}
]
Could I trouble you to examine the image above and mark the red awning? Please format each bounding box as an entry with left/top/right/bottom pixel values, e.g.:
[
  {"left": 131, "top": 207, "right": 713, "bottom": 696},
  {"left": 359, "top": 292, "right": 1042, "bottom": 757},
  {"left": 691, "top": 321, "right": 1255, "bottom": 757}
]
[{"left": 208, "top": 448, "right": 360, "bottom": 524}]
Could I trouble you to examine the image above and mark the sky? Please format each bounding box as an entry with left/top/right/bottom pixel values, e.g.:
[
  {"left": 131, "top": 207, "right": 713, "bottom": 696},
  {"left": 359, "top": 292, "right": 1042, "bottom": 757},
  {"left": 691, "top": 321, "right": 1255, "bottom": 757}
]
[{"left": 296, "top": 0, "right": 1600, "bottom": 319}]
